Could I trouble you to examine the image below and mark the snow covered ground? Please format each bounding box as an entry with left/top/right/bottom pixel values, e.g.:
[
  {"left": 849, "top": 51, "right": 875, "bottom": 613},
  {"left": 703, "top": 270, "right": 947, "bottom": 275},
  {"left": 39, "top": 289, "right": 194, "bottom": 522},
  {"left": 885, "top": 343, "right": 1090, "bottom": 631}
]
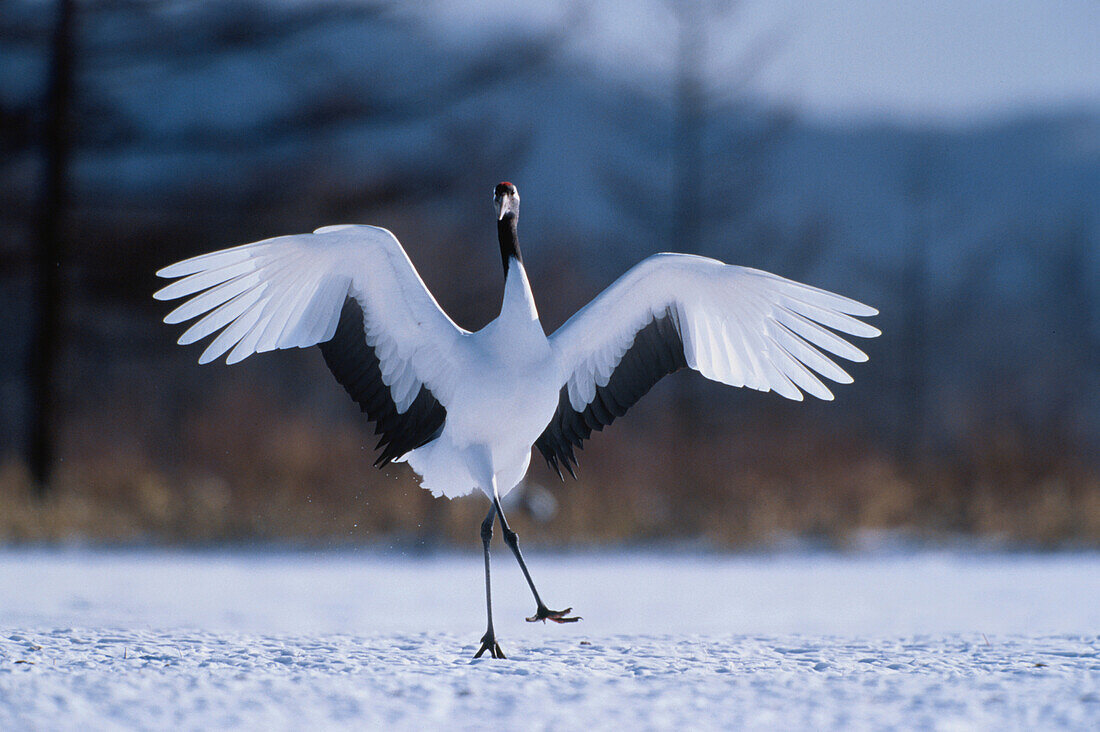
[{"left": 1, "top": 548, "right": 1098, "bottom": 729}]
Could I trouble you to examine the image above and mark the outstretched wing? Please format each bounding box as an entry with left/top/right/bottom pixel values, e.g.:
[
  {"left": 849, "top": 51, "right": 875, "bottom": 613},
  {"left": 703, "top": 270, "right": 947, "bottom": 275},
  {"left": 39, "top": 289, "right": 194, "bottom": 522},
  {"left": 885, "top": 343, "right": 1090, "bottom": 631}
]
[
  {"left": 154, "top": 224, "right": 465, "bottom": 466},
  {"left": 535, "top": 253, "right": 880, "bottom": 478}
]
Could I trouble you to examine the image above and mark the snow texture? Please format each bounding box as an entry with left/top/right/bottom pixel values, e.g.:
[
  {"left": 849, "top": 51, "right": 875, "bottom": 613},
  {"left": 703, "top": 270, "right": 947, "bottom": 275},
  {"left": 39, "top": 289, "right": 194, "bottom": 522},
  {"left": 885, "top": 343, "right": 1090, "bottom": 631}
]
[{"left": 1, "top": 549, "right": 1099, "bottom": 730}]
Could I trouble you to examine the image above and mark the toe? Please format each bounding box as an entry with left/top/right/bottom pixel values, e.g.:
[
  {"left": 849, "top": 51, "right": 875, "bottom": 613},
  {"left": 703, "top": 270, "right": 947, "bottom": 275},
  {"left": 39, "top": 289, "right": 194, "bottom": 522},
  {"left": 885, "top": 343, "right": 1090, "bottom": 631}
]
[
  {"left": 550, "top": 614, "right": 581, "bottom": 624},
  {"left": 474, "top": 639, "right": 506, "bottom": 659},
  {"left": 527, "top": 606, "right": 582, "bottom": 623}
]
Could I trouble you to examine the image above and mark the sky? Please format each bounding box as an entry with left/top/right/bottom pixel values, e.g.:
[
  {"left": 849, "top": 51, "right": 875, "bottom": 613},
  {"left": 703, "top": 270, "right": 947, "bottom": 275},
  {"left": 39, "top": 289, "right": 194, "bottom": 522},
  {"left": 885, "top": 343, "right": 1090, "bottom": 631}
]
[{"left": 420, "top": 0, "right": 1100, "bottom": 125}]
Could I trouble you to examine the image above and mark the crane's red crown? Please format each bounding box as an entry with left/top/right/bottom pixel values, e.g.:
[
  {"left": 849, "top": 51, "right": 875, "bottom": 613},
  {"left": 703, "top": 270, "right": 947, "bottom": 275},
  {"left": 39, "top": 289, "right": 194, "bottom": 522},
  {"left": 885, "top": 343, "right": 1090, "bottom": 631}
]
[{"left": 494, "top": 182, "right": 517, "bottom": 198}]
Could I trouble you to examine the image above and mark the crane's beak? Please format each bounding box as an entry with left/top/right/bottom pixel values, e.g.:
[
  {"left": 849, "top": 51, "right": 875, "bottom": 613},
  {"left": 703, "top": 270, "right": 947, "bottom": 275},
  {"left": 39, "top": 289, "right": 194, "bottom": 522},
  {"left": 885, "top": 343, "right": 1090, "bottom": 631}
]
[{"left": 496, "top": 193, "right": 519, "bottom": 221}]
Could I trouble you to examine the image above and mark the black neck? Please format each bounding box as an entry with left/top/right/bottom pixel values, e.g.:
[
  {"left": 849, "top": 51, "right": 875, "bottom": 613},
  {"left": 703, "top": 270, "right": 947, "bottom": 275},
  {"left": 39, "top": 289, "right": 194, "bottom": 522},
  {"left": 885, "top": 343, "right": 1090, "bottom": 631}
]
[{"left": 497, "top": 213, "right": 521, "bottom": 274}]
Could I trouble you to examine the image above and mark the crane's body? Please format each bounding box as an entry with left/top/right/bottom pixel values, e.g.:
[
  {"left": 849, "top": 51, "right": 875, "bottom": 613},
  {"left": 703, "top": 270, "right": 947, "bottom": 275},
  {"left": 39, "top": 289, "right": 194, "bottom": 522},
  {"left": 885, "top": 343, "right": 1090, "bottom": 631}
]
[
  {"left": 155, "top": 182, "right": 880, "bottom": 658},
  {"left": 401, "top": 258, "right": 559, "bottom": 501}
]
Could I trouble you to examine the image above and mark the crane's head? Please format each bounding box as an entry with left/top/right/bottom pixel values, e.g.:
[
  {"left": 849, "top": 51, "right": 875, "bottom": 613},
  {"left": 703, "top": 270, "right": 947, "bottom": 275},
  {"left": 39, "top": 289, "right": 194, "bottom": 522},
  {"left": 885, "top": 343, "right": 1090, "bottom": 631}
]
[{"left": 493, "top": 181, "right": 519, "bottom": 221}]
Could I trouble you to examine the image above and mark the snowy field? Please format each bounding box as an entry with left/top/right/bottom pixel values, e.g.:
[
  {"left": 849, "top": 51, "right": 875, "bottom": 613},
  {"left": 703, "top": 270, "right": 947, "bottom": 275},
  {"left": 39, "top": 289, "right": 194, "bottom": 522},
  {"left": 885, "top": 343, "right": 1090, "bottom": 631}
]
[{"left": 1, "top": 549, "right": 1099, "bottom": 730}]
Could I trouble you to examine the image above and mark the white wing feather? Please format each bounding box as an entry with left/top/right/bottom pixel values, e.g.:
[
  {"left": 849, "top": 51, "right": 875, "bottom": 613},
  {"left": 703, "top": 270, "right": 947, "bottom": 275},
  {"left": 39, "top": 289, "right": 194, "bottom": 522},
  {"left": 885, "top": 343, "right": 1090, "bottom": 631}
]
[
  {"left": 551, "top": 253, "right": 879, "bottom": 409},
  {"left": 155, "top": 225, "right": 465, "bottom": 411}
]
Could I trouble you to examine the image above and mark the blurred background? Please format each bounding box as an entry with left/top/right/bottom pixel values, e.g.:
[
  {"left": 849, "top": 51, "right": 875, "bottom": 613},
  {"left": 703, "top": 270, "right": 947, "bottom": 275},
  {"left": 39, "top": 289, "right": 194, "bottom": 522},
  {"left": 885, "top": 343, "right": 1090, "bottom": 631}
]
[{"left": 0, "top": 0, "right": 1097, "bottom": 548}]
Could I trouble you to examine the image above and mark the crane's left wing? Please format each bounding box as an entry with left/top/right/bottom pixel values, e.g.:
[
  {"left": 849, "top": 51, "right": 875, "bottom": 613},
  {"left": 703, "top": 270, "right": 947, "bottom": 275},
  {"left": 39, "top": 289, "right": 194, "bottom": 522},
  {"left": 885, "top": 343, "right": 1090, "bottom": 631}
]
[
  {"left": 154, "top": 224, "right": 466, "bottom": 466},
  {"left": 535, "top": 253, "right": 879, "bottom": 479}
]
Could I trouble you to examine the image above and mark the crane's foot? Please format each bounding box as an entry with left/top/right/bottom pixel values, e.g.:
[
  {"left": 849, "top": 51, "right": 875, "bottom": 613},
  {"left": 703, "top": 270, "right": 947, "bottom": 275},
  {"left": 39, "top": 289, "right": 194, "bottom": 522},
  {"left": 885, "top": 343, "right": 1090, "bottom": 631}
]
[
  {"left": 474, "top": 631, "right": 506, "bottom": 659},
  {"left": 526, "top": 605, "right": 581, "bottom": 623}
]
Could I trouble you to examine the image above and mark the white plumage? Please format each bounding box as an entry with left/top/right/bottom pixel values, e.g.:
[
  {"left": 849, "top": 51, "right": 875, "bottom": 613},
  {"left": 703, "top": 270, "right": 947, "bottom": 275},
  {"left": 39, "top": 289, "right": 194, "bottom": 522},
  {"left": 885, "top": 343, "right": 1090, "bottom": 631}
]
[
  {"left": 157, "top": 224, "right": 463, "bottom": 405},
  {"left": 553, "top": 253, "right": 878, "bottom": 409},
  {"left": 154, "top": 181, "right": 879, "bottom": 658}
]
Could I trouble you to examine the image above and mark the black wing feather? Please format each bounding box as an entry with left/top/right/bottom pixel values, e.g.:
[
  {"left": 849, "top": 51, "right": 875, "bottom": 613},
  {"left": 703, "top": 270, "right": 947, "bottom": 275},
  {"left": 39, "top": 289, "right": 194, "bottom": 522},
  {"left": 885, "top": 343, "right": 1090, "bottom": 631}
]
[
  {"left": 535, "top": 307, "right": 687, "bottom": 480},
  {"left": 320, "top": 297, "right": 447, "bottom": 467}
]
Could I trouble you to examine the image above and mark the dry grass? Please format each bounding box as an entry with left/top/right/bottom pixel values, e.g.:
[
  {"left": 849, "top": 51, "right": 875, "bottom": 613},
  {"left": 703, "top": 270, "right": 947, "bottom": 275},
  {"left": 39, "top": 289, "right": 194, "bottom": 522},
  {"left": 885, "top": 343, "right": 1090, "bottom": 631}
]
[{"left": 1, "top": 380, "right": 1097, "bottom": 548}]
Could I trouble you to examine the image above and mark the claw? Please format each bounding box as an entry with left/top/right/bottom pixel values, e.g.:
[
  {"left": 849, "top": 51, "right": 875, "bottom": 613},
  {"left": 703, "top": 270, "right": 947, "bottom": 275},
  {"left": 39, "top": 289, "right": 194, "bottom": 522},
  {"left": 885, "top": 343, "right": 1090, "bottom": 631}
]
[
  {"left": 526, "top": 605, "right": 581, "bottom": 624},
  {"left": 474, "top": 633, "right": 506, "bottom": 659}
]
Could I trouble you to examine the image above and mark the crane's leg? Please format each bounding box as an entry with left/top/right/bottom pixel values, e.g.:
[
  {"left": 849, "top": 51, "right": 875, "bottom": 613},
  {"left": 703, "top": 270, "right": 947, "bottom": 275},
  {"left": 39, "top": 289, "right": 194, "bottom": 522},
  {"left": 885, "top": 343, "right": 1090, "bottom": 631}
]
[
  {"left": 493, "top": 495, "right": 580, "bottom": 624},
  {"left": 474, "top": 505, "right": 505, "bottom": 659}
]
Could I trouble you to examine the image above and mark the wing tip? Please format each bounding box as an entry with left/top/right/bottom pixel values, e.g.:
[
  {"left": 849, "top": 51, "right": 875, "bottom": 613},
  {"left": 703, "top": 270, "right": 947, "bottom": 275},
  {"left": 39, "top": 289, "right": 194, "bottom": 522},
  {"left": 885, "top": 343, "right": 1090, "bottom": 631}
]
[
  {"left": 152, "top": 284, "right": 176, "bottom": 301},
  {"left": 848, "top": 303, "right": 879, "bottom": 318},
  {"left": 197, "top": 348, "right": 222, "bottom": 365},
  {"left": 162, "top": 307, "right": 190, "bottom": 325}
]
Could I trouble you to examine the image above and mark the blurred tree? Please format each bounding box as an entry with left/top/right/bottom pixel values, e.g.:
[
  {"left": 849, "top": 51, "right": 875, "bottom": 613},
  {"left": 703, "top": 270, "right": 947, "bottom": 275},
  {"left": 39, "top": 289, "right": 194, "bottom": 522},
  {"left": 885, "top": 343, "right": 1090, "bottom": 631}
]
[
  {"left": 604, "top": 0, "right": 794, "bottom": 264},
  {"left": 595, "top": 0, "right": 801, "bottom": 527},
  {"left": 894, "top": 142, "right": 936, "bottom": 463},
  {"left": 883, "top": 138, "right": 971, "bottom": 464},
  {"left": 671, "top": 0, "right": 705, "bottom": 254},
  {"left": 1019, "top": 215, "right": 1099, "bottom": 447},
  {"left": 26, "top": 0, "right": 76, "bottom": 495},
  {"left": 67, "top": 0, "right": 565, "bottom": 297}
]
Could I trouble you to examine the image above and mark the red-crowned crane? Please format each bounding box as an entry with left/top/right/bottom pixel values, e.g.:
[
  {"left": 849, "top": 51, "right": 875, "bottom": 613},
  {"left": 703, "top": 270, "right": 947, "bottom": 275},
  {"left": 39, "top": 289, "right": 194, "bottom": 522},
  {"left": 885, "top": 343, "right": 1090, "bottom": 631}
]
[{"left": 155, "top": 182, "right": 879, "bottom": 658}]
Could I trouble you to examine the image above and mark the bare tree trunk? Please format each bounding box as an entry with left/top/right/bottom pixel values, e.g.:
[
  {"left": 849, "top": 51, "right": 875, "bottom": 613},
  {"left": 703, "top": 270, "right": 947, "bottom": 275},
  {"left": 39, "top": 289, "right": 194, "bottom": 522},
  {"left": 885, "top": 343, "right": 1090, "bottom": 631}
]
[
  {"left": 897, "top": 148, "right": 933, "bottom": 464},
  {"left": 27, "top": 0, "right": 76, "bottom": 496},
  {"left": 671, "top": 1, "right": 704, "bottom": 252},
  {"left": 670, "top": 1, "right": 708, "bottom": 516}
]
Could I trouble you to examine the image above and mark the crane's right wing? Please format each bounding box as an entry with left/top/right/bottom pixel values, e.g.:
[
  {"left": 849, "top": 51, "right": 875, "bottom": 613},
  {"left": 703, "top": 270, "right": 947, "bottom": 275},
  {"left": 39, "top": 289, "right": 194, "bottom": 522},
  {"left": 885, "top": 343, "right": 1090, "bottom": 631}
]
[
  {"left": 154, "top": 224, "right": 467, "bottom": 465},
  {"left": 535, "top": 253, "right": 879, "bottom": 478}
]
